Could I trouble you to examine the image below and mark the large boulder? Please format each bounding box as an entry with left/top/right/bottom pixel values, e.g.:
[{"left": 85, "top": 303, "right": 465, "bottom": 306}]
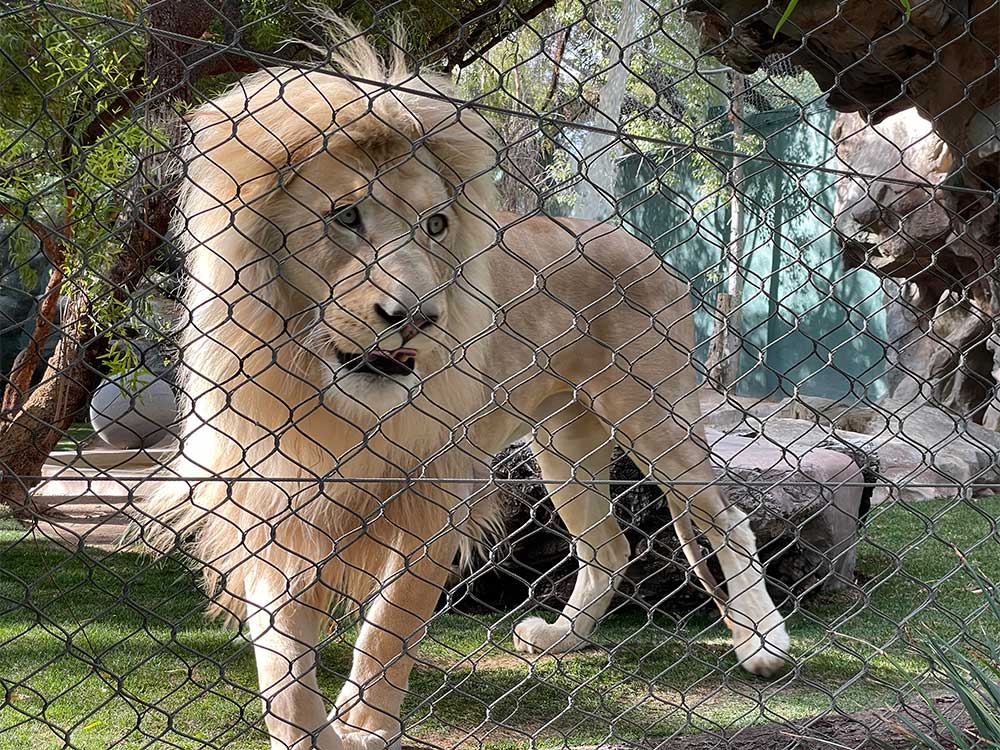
[
  {"left": 460, "top": 430, "right": 868, "bottom": 613},
  {"left": 860, "top": 399, "right": 1000, "bottom": 499},
  {"left": 831, "top": 109, "right": 999, "bottom": 426},
  {"left": 700, "top": 397, "right": 1000, "bottom": 502}
]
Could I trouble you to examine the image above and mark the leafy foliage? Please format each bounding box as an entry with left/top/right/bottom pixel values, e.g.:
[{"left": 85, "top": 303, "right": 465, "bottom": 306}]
[
  {"left": 455, "top": 0, "right": 820, "bottom": 216},
  {"left": 0, "top": 5, "right": 150, "bottom": 375},
  {"left": 899, "top": 562, "right": 1000, "bottom": 749}
]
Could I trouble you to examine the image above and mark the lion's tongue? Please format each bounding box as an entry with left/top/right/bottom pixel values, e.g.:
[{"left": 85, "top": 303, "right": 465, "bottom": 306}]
[{"left": 376, "top": 347, "right": 417, "bottom": 364}]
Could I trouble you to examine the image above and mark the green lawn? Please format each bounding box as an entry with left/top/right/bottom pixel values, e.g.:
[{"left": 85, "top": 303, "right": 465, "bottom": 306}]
[
  {"left": 1, "top": 497, "right": 998, "bottom": 750},
  {"left": 53, "top": 423, "right": 97, "bottom": 451}
]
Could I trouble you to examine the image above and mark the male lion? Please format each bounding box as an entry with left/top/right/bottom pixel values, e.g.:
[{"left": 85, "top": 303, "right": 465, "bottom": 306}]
[{"left": 144, "top": 23, "right": 789, "bottom": 750}]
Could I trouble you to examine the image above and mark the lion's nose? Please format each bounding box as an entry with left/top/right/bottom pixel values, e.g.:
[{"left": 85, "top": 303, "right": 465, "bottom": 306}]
[{"left": 374, "top": 302, "right": 438, "bottom": 343}]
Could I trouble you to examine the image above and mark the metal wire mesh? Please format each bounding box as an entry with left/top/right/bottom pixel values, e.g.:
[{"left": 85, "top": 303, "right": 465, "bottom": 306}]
[{"left": 1, "top": 1, "right": 998, "bottom": 749}]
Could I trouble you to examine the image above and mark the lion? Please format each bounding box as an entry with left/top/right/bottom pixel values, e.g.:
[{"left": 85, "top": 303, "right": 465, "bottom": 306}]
[{"left": 142, "top": 21, "right": 789, "bottom": 750}]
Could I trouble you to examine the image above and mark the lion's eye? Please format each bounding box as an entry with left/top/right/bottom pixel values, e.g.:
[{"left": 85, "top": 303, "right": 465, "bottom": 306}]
[
  {"left": 425, "top": 213, "right": 448, "bottom": 237},
  {"left": 333, "top": 205, "right": 362, "bottom": 230}
]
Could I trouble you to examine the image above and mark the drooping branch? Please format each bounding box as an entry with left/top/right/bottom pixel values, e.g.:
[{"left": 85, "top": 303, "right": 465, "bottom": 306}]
[
  {"left": 542, "top": 27, "right": 568, "bottom": 109},
  {"left": 0, "top": 203, "right": 64, "bottom": 264},
  {"left": 80, "top": 86, "right": 144, "bottom": 148}
]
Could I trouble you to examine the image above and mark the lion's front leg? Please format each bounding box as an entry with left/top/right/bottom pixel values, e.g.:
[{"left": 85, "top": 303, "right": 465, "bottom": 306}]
[
  {"left": 331, "top": 533, "right": 458, "bottom": 750},
  {"left": 246, "top": 573, "right": 342, "bottom": 750}
]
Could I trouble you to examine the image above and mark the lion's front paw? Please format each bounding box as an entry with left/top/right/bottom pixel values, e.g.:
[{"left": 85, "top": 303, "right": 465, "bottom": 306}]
[
  {"left": 332, "top": 725, "right": 400, "bottom": 750},
  {"left": 512, "top": 616, "right": 588, "bottom": 655},
  {"left": 732, "top": 620, "right": 791, "bottom": 678}
]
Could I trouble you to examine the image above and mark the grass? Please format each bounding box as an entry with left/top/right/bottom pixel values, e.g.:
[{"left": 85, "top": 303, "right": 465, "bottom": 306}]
[
  {"left": 1, "top": 496, "right": 998, "bottom": 750},
  {"left": 53, "top": 423, "right": 96, "bottom": 451}
]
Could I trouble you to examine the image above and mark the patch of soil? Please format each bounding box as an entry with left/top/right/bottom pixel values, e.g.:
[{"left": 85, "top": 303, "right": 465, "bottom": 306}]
[
  {"left": 401, "top": 696, "right": 977, "bottom": 750},
  {"left": 663, "top": 695, "right": 975, "bottom": 750}
]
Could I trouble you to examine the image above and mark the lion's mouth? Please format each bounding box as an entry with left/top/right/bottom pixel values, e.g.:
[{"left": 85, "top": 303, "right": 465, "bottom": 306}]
[{"left": 336, "top": 347, "right": 417, "bottom": 377}]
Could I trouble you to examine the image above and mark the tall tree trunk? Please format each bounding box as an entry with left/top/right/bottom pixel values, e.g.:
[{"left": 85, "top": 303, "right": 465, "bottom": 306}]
[
  {"left": 0, "top": 206, "right": 67, "bottom": 413},
  {"left": 0, "top": 301, "right": 105, "bottom": 520},
  {"left": 570, "top": 0, "right": 640, "bottom": 221},
  {"left": 707, "top": 73, "right": 746, "bottom": 391}
]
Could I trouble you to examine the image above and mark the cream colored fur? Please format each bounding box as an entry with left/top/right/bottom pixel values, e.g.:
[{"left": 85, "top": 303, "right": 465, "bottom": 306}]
[{"left": 141, "top": 22, "right": 789, "bottom": 750}]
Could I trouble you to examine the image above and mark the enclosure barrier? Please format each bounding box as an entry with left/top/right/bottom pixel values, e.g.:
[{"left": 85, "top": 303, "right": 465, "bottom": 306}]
[{"left": 1, "top": 2, "right": 998, "bottom": 749}]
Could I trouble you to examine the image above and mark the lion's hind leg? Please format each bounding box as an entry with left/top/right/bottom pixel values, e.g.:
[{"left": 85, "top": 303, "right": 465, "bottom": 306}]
[
  {"left": 592, "top": 380, "right": 790, "bottom": 677},
  {"left": 513, "top": 403, "right": 630, "bottom": 655}
]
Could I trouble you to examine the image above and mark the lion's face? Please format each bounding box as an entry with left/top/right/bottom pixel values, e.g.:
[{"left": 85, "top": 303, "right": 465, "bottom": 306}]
[{"left": 272, "top": 143, "right": 474, "bottom": 403}]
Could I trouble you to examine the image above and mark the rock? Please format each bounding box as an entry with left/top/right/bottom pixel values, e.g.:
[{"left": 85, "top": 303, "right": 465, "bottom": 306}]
[
  {"left": 831, "top": 110, "right": 997, "bottom": 424},
  {"left": 705, "top": 429, "right": 867, "bottom": 592},
  {"left": 702, "top": 410, "right": 1000, "bottom": 503},
  {"left": 713, "top": 418, "right": 879, "bottom": 507},
  {"left": 460, "top": 430, "right": 868, "bottom": 613},
  {"left": 698, "top": 391, "right": 877, "bottom": 435},
  {"left": 684, "top": 1, "right": 998, "bottom": 156},
  {"left": 861, "top": 399, "right": 1000, "bottom": 499}
]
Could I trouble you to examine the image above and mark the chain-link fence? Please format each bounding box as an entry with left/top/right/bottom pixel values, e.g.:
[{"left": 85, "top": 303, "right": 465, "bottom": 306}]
[{"left": 1, "top": 2, "right": 998, "bottom": 749}]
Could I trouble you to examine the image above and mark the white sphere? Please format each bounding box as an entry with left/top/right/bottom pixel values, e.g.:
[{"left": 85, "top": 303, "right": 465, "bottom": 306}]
[{"left": 89, "top": 372, "right": 178, "bottom": 449}]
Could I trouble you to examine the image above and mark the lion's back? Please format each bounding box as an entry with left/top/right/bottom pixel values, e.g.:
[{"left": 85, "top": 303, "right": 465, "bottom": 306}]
[{"left": 492, "top": 212, "right": 690, "bottom": 318}]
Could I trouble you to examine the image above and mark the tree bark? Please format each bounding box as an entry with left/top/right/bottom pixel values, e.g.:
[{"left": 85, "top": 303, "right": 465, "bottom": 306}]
[
  {"left": 427, "top": 0, "right": 559, "bottom": 68},
  {"left": 0, "top": 300, "right": 105, "bottom": 520},
  {"left": 570, "top": 0, "right": 640, "bottom": 222},
  {"left": 707, "top": 74, "right": 746, "bottom": 390},
  {"left": 0, "top": 205, "right": 67, "bottom": 413},
  {"left": 706, "top": 292, "right": 735, "bottom": 390}
]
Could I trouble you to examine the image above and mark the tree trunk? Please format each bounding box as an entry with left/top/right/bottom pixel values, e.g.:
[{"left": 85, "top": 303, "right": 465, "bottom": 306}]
[
  {"left": 0, "top": 1, "right": 221, "bottom": 522},
  {"left": 706, "top": 292, "right": 735, "bottom": 390},
  {"left": 707, "top": 74, "right": 746, "bottom": 390},
  {"left": 570, "top": 0, "right": 640, "bottom": 221},
  {"left": 0, "top": 300, "right": 105, "bottom": 520}
]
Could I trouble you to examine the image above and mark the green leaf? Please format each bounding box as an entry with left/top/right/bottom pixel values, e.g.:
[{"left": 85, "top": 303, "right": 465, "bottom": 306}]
[
  {"left": 775, "top": 0, "right": 910, "bottom": 38},
  {"left": 772, "top": 0, "right": 801, "bottom": 38}
]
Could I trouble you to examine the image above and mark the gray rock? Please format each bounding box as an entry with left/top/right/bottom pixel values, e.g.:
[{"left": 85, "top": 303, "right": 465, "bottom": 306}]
[
  {"left": 861, "top": 399, "right": 1000, "bottom": 500},
  {"left": 700, "top": 398, "right": 1000, "bottom": 503}
]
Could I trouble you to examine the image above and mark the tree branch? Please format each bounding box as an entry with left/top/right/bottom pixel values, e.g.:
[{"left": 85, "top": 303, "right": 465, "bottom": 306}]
[
  {"left": 0, "top": 202, "right": 65, "bottom": 267},
  {"left": 80, "top": 87, "right": 145, "bottom": 148},
  {"left": 0, "top": 202, "right": 67, "bottom": 413},
  {"left": 428, "top": 0, "right": 558, "bottom": 68},
  {"left": 542, "top": 27, "right": 569, "bottom": 109}
]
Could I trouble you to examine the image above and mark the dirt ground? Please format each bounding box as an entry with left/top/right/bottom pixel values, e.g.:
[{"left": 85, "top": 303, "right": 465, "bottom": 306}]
[
  {"left": 402, "top": 696, "right": 977, "bottom": 750},
  {"left": 665, "top": 695, "right": 974, "bottom": 750}
]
